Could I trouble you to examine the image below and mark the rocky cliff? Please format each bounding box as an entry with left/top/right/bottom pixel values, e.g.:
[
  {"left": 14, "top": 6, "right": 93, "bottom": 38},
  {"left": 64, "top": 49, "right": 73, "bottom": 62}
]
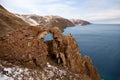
[
  {"left": 0, "top": 5, "right": 100, "bottom": 80},
  {"left": 0, "top": 5, "right": 29, "bottom": 37},
  {"left": 0, "top": 26, "right": 101, "bottom": 80}
]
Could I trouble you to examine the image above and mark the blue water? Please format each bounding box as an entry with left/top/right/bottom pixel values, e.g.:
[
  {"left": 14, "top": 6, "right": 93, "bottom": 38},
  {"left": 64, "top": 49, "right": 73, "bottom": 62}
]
[{"left": 63, "top": 24, "right": 120, "bottom": 80}]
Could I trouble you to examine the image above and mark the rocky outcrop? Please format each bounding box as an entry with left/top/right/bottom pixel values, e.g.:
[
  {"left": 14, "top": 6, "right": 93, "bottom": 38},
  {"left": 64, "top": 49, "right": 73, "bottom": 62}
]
[
  {"left": 70, "top": 19, "right": 91, "bottom": 26},
  {"left": 0, "top": 5, "right": 29, "bottom": 37},
  {"left": 0, "top": 26, "right": 48, "bottom": 68},
  {"left": 0, "top": 26, "right": 101, "bottom": 80}
]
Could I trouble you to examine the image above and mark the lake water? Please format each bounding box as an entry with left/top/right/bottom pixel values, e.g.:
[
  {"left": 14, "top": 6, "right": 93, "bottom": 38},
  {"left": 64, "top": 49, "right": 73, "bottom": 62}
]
[{"left": 63, "top": 24, "right": 120, "bottom": 80}]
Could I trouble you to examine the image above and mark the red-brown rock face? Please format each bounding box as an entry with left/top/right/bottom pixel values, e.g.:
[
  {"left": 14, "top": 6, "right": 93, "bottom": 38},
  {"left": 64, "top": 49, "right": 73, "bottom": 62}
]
[
  {"left": 0, "top": 26, "right": 101, "bottom": 80},
  {"left": 46, "top": 27, "right": 101, "bottom": 80},
  {"left": 0, "top": 26, "right": 48, "bottom": 68}
]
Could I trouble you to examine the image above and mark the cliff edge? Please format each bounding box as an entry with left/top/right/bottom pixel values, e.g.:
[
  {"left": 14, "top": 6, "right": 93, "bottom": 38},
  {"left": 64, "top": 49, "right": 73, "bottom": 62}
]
[{"left": 0, "top": 26, "right": 101, "bottom": 80}]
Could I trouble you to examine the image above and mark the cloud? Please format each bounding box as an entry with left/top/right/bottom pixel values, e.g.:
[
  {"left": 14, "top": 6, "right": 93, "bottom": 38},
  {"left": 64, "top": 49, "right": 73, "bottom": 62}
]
[
  {"left": 84, "top": 9, "right": 120, "bottom": 20},
  {"left": 81, "top": 9, "right": 120, "bottom": 23},
  {"left": 1, "top": 0, "right": 75, "bottom": 14},
  {"left": 1, "top": 0, "right": 39, "bottom": 13},
  {"left": 1, "top": 0, "right": 120, "bottom": 23}
]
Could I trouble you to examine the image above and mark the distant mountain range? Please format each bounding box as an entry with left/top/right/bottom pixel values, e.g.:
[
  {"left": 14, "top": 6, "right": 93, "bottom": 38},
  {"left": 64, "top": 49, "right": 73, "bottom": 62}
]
[
  {"left": 0, "top": 4, "right": 90, "bottom": 36},
  {"left": 15, "top": 14, "right": 74, "bottom": 31},
  {"left": 16, "top": 14, "right": 90, "bottom": 27}
]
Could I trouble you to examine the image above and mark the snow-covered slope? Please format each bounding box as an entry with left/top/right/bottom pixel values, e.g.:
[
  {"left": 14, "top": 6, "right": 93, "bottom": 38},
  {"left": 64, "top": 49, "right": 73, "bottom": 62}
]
[
  {"left": 16, "top": 14, "right": 74, "bottom": 26},
  {"left": 0, "top": 62, "right": 67, "bottom": 80},
  {"left": 15, "top": 14, "right": 90, "bottom": 27},
  {"left": 15, "top": 14, "right": 75, "bottom": 32},
  {"left": 0, "top": 61, "right": 91, "bottom": 80},
  {"left": 70, "top": 19, "right": 91, "bottom": 26},
  {"left": 15, "top": 14, "right": 40, "bottom": 26}
]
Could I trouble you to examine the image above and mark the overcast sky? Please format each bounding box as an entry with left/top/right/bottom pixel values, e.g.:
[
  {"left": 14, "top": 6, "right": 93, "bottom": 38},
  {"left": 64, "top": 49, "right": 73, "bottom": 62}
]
[{"left": 1, "top": 0, "right": 120, "bottom": 24}]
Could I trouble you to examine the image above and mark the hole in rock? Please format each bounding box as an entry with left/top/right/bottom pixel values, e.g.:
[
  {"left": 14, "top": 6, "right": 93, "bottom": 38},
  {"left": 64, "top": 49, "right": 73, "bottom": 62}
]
[{"left": 44, "top": 33, "right": 53, "bottom": 41}]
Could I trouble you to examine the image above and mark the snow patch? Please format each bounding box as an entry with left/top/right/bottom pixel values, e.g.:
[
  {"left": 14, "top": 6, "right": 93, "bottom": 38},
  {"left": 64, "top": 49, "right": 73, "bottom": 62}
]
[
  {"left": 26, "top": 18, "right": 39, "bottom": 26},
  {"left": 44, "top": 62, "right": 67, "bottom": 79},
  {"left": 0, "top": 62, "right": 67, "bottom": 80},
  {"left": 0, "top": 64, "right": 37, "bottom": 80},
  {"left": 15, "top": 14, "right": 39, "bottom": 26}
]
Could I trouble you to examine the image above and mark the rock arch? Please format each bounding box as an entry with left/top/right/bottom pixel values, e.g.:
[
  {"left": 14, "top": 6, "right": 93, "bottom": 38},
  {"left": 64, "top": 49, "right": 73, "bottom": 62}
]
[{"left": 0, "top": 26, "right": 101, "bottom": 80}]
